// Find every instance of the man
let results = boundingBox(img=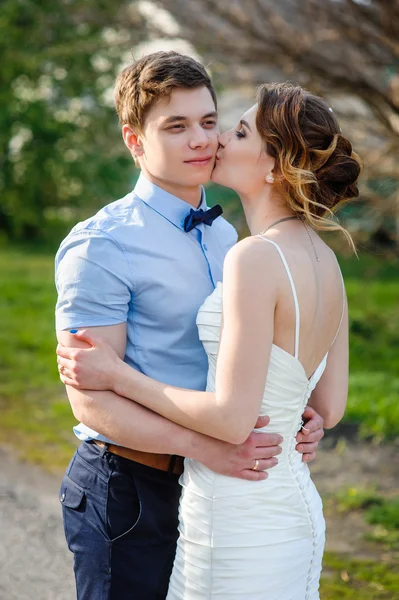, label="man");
[56,51,324,599]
